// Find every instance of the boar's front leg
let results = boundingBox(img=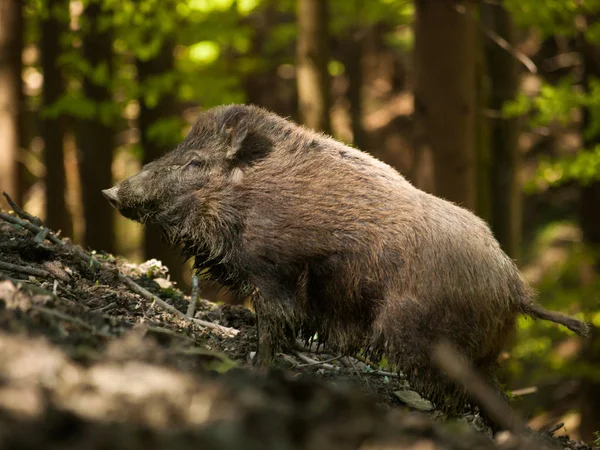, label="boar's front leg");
[251,285,298,367]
